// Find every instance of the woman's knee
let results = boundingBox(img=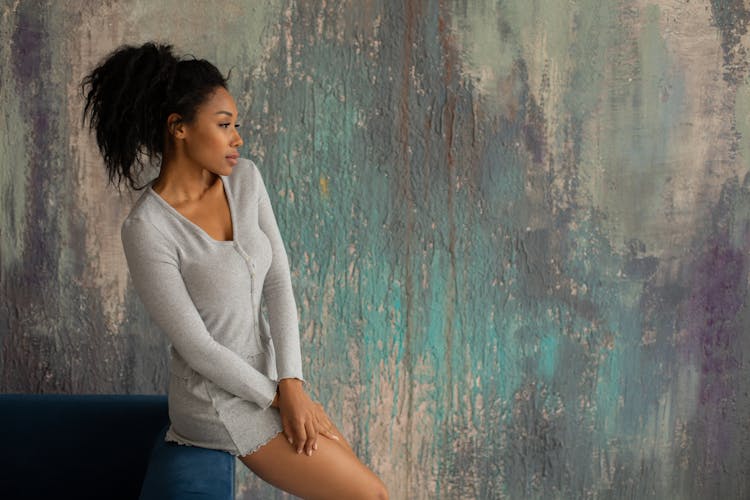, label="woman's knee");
[353,467,389,500]
[372,477,389,500]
